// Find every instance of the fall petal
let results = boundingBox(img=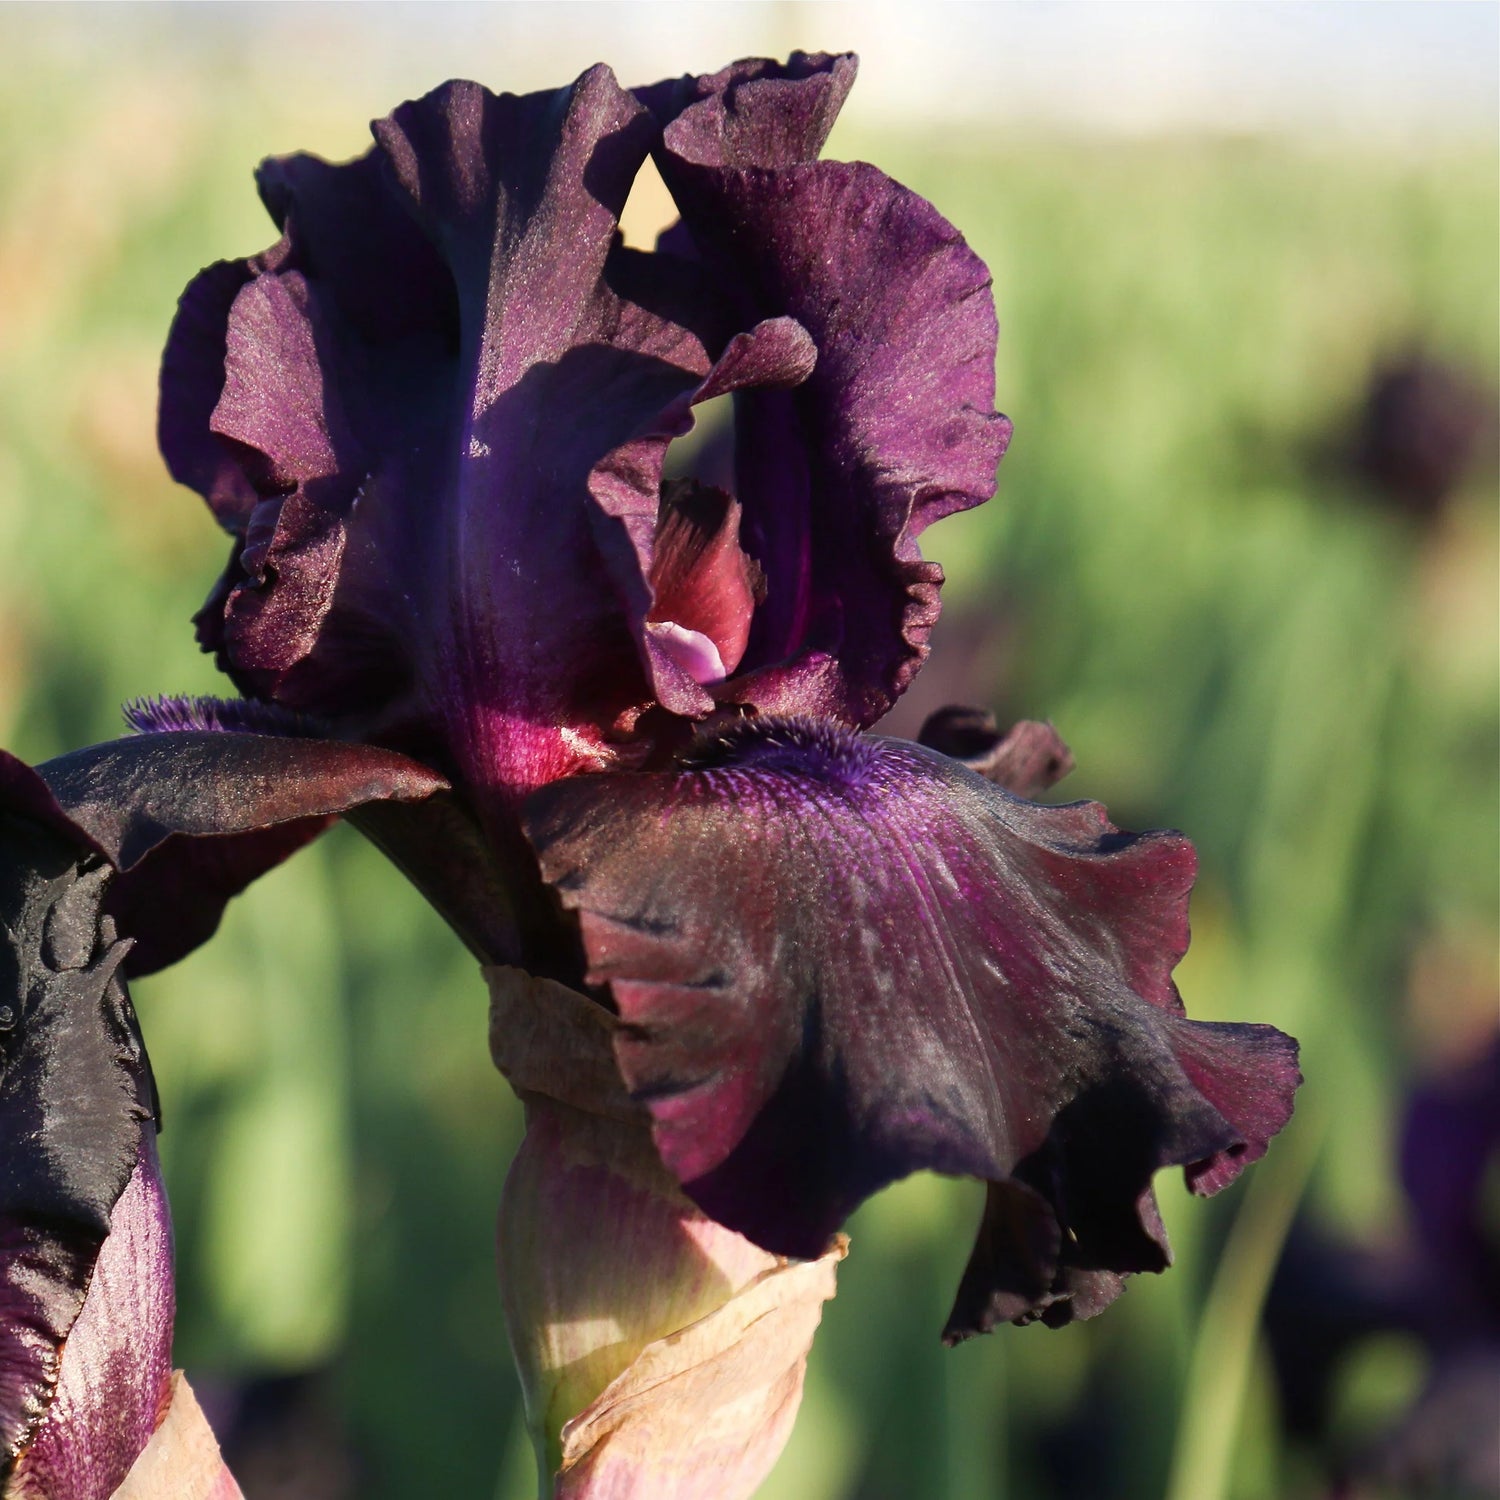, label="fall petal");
[523,720,1300,1328]
[27,731,445,976]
